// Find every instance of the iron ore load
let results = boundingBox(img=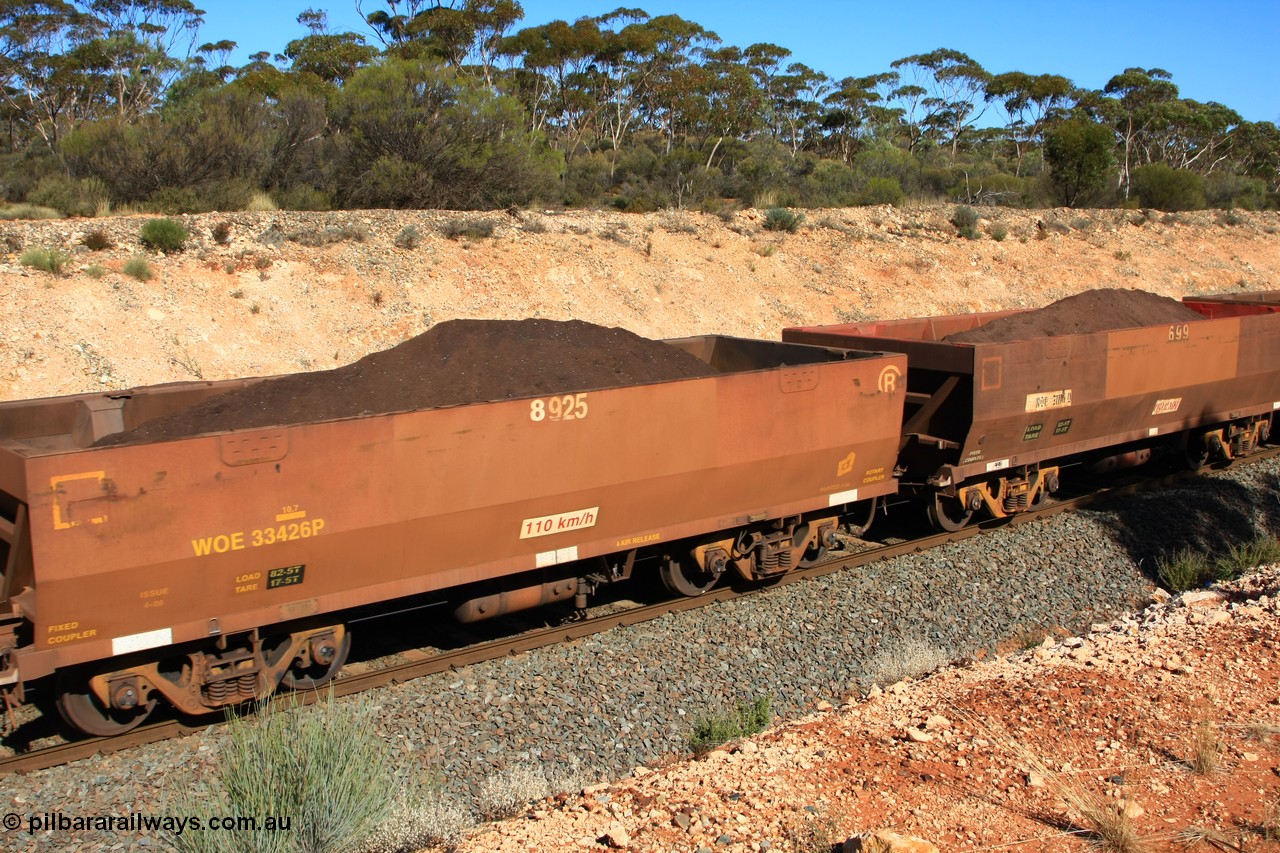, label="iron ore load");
[0,320,907,735]
[1,290,1278,737]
